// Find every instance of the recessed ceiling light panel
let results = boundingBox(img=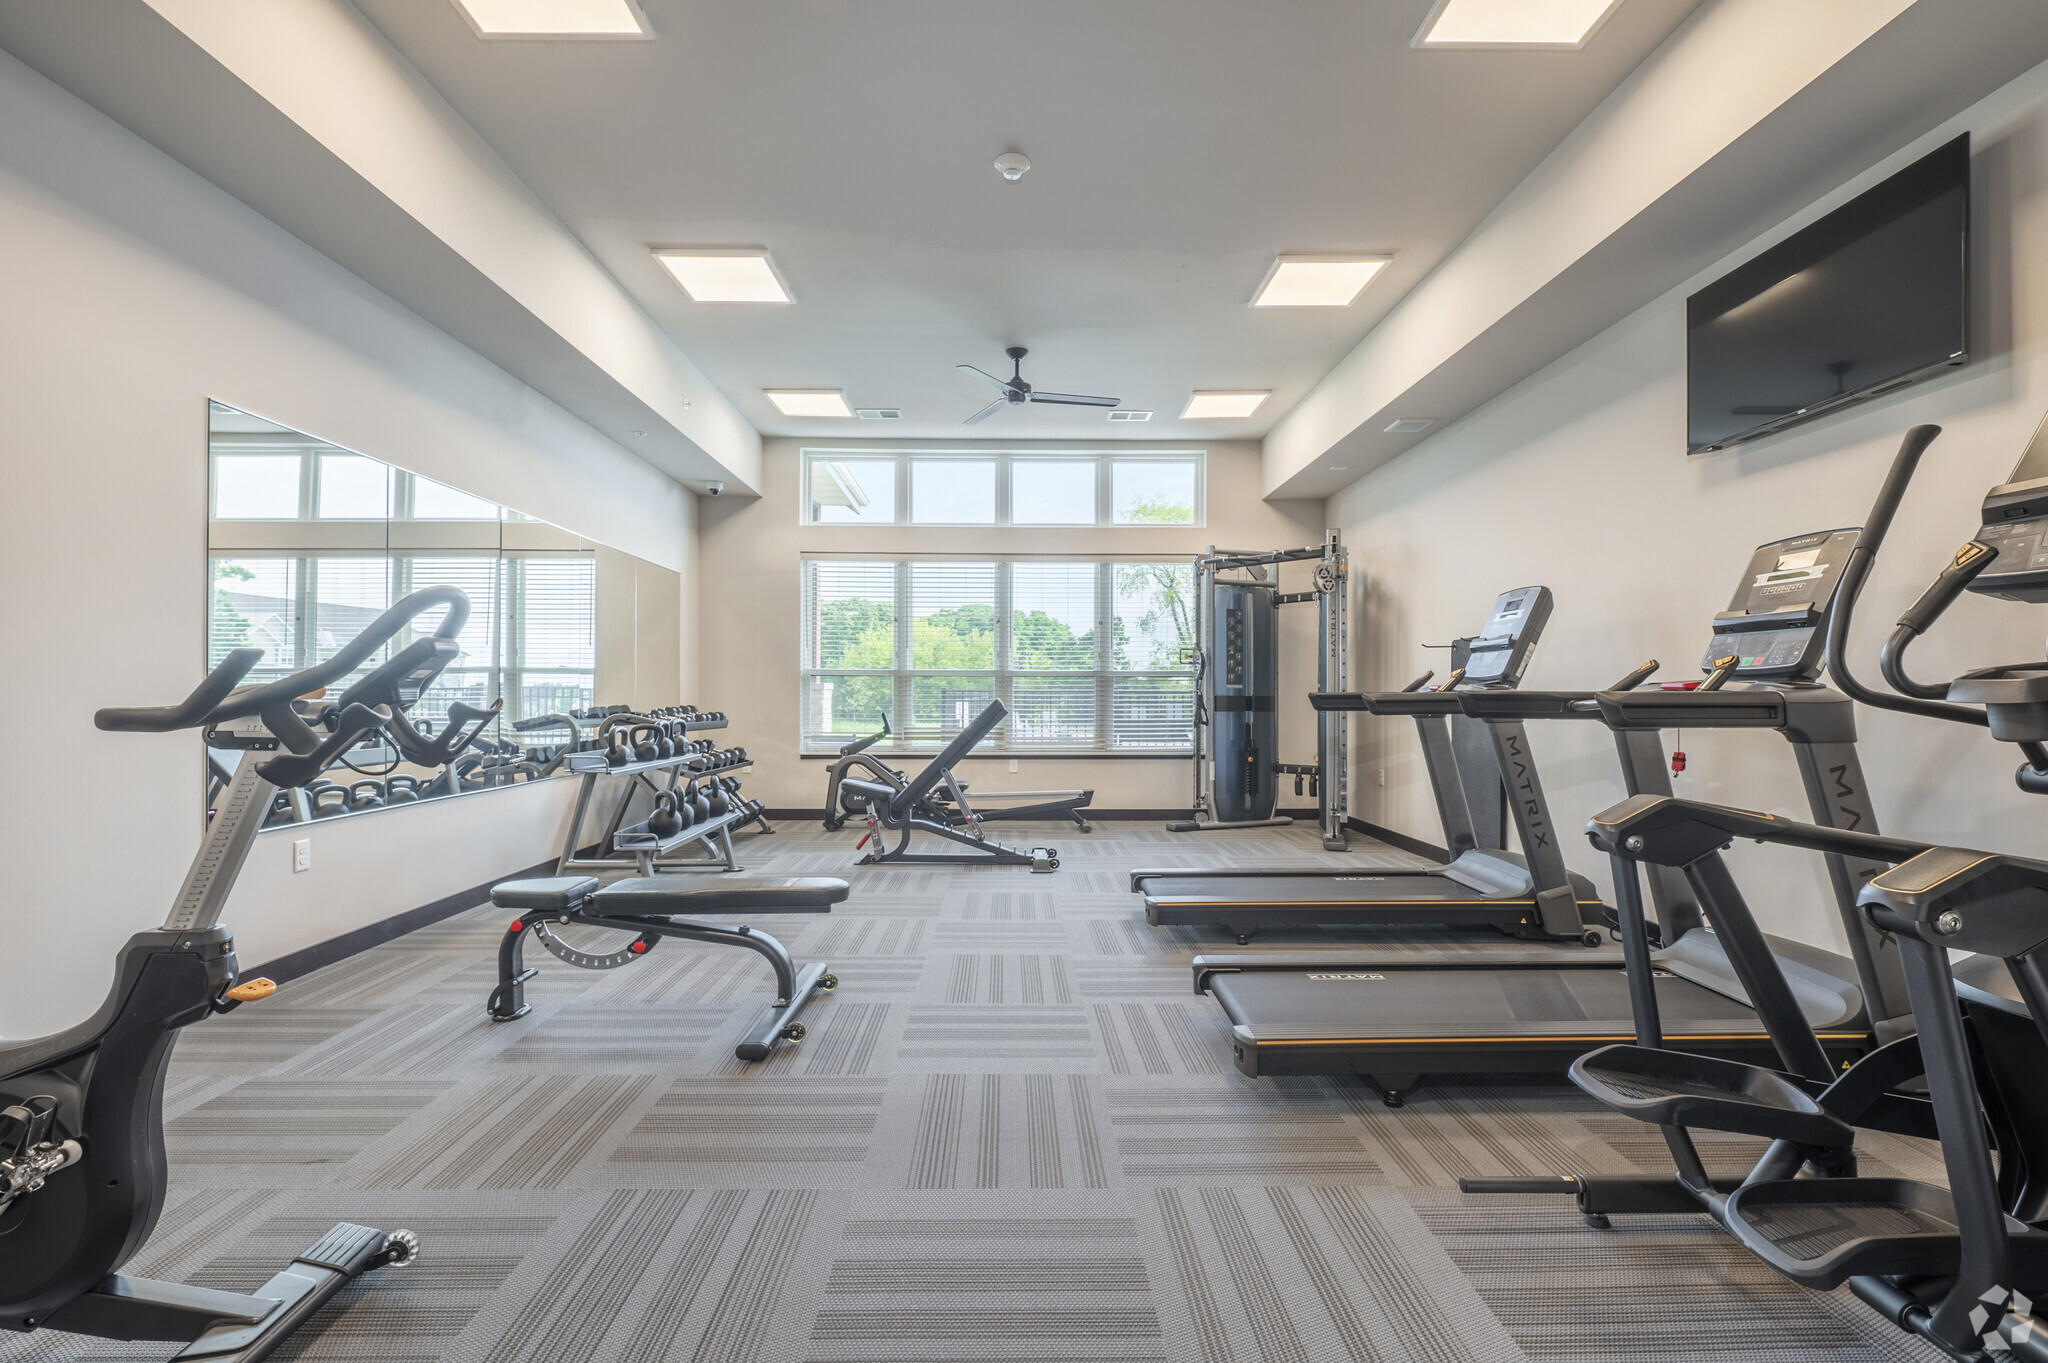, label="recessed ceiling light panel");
[1182,392,1270,420]
[1414,0,1624,49]
[653,250,792,303]
[1253,255,1391,307]
[452,0,652,38]
[764,390,853,418]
